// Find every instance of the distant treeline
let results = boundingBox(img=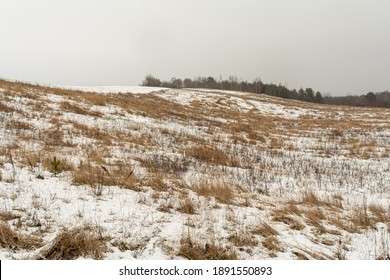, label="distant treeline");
[141,74,390,108]
[324,91,390,108]
[141,74,324,104]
